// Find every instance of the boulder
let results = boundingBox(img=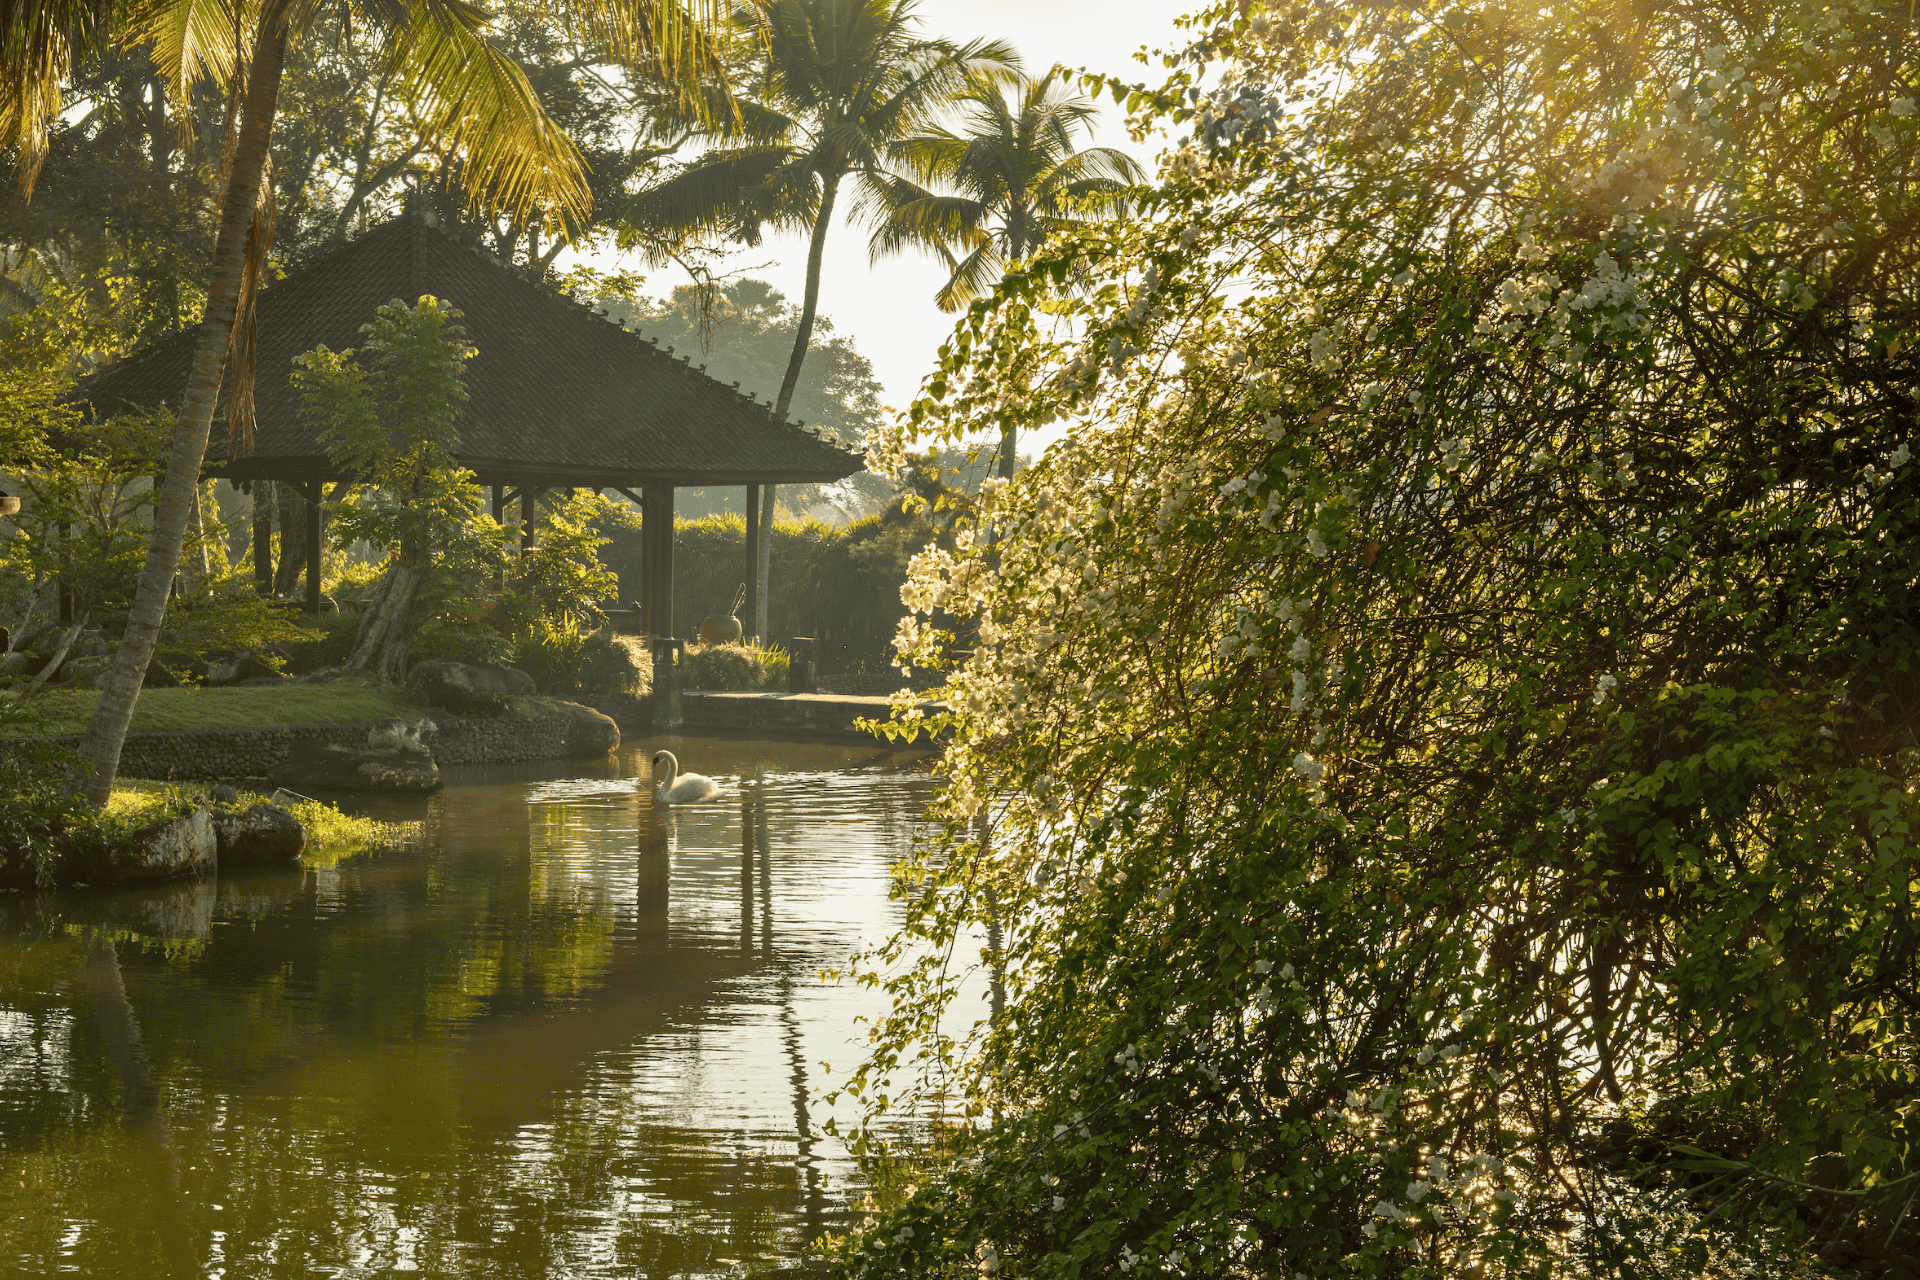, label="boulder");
[206,650,281,687]
[115,808,217,883]
[268,740,441,793]
[211,803,306,866]
[406,659,537,715]
[367,717,437,753]
[211,784,239,805]
[550,699,621,757]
